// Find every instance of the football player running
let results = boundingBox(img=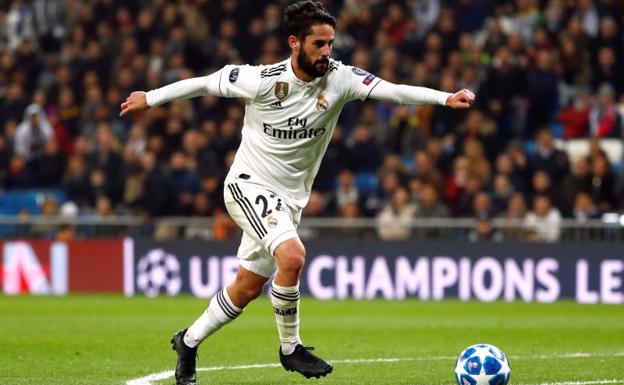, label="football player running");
[120,1,474,384]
